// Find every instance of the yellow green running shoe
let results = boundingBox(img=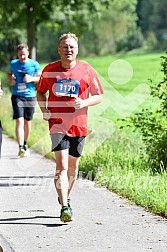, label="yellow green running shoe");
[60,206,72,223]
[18,146,25,157]
[58,197,73,216]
